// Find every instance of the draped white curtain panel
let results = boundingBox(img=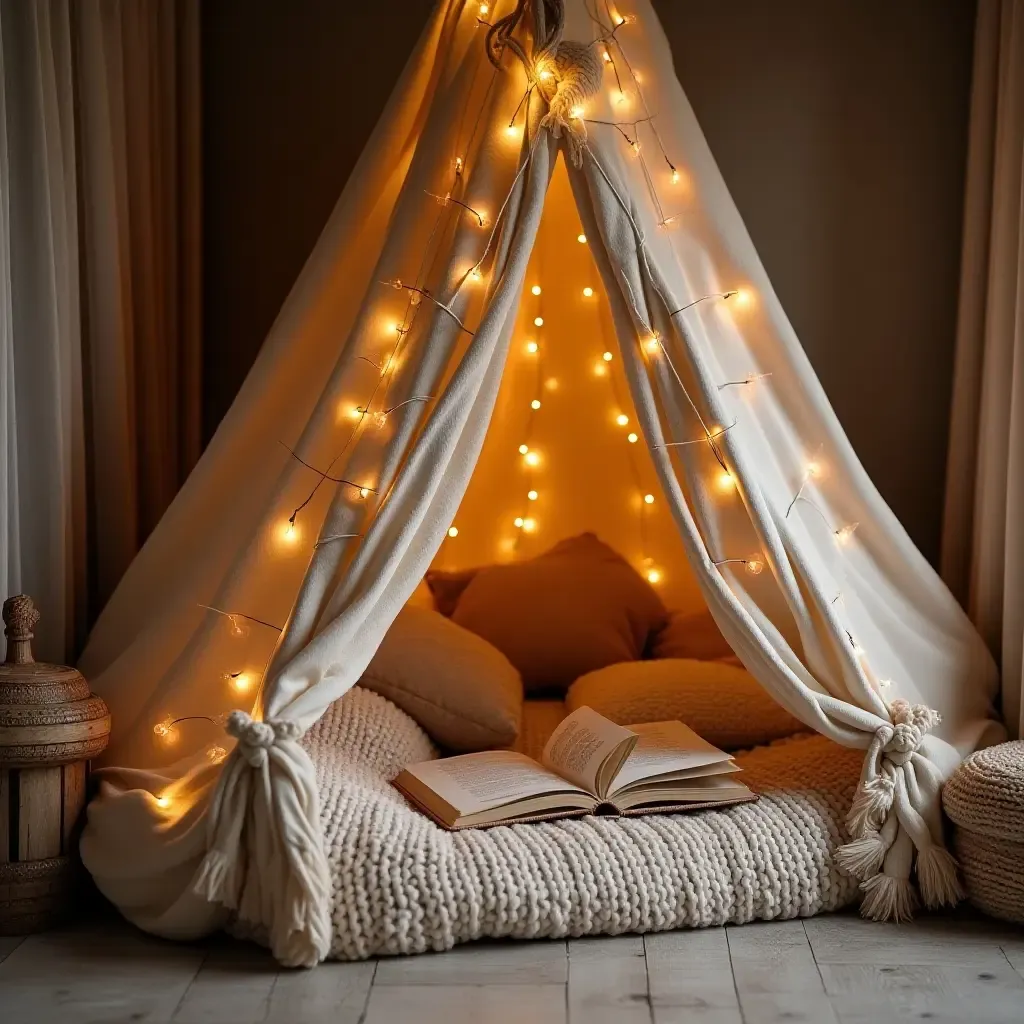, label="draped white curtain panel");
[79,0,1002,967]
[942,0,1024,740]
